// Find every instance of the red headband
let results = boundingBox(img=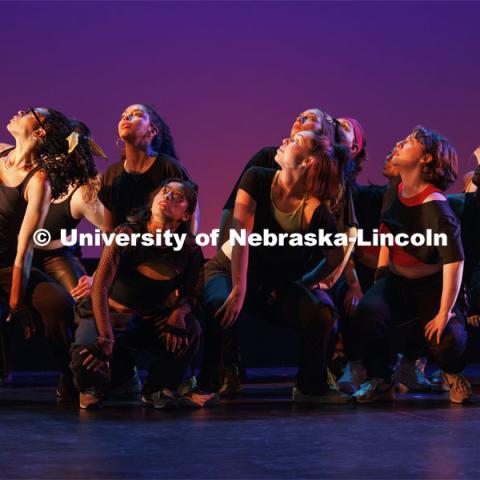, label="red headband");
[344,117,364,157]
